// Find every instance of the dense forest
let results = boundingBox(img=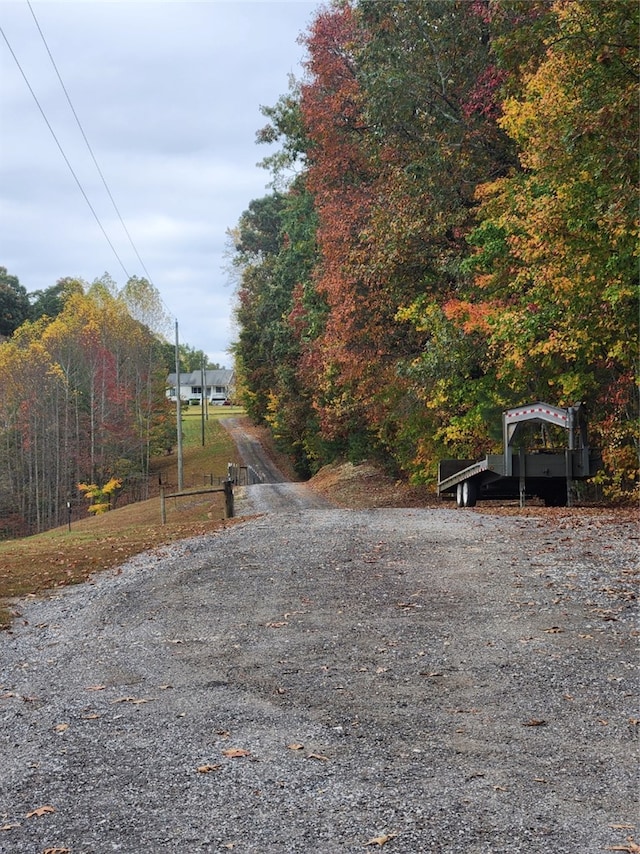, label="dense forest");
[0,271,177,536]
[231,0,638,500]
